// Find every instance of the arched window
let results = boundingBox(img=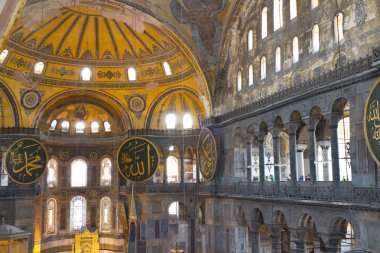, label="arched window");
[163,61,172,76]
[75,122,85,134]
[338,117,351,181]
[104,121,111,132]
[70,196,86,231]
[166,113,176,129]
[100,158,112,186]
[166,156,179,183]
[292,37,299,63]
[61,120,70,132]
[71,159,87,187]
[334,12,344,42]
[47,199,57,235]
[0,49,9,64]
[100,197,111,232]
[248,30,253,51]
[312,24,320,53]
[34,62,45,75]
[290,0,297,19]
[273,0,283,31]
[237,71,242,91]
[311,0,318,9]
[47,159,58,188]
[168,202,179,217]
[127,67,137,81]
[81,67,91,81]
[261,7,268,39]
[248,65,253,86]
[50,120,58,131]
[91,122,99,133]
[275,47,281,72]
[260,57,266,80]
[183,113,193,129]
